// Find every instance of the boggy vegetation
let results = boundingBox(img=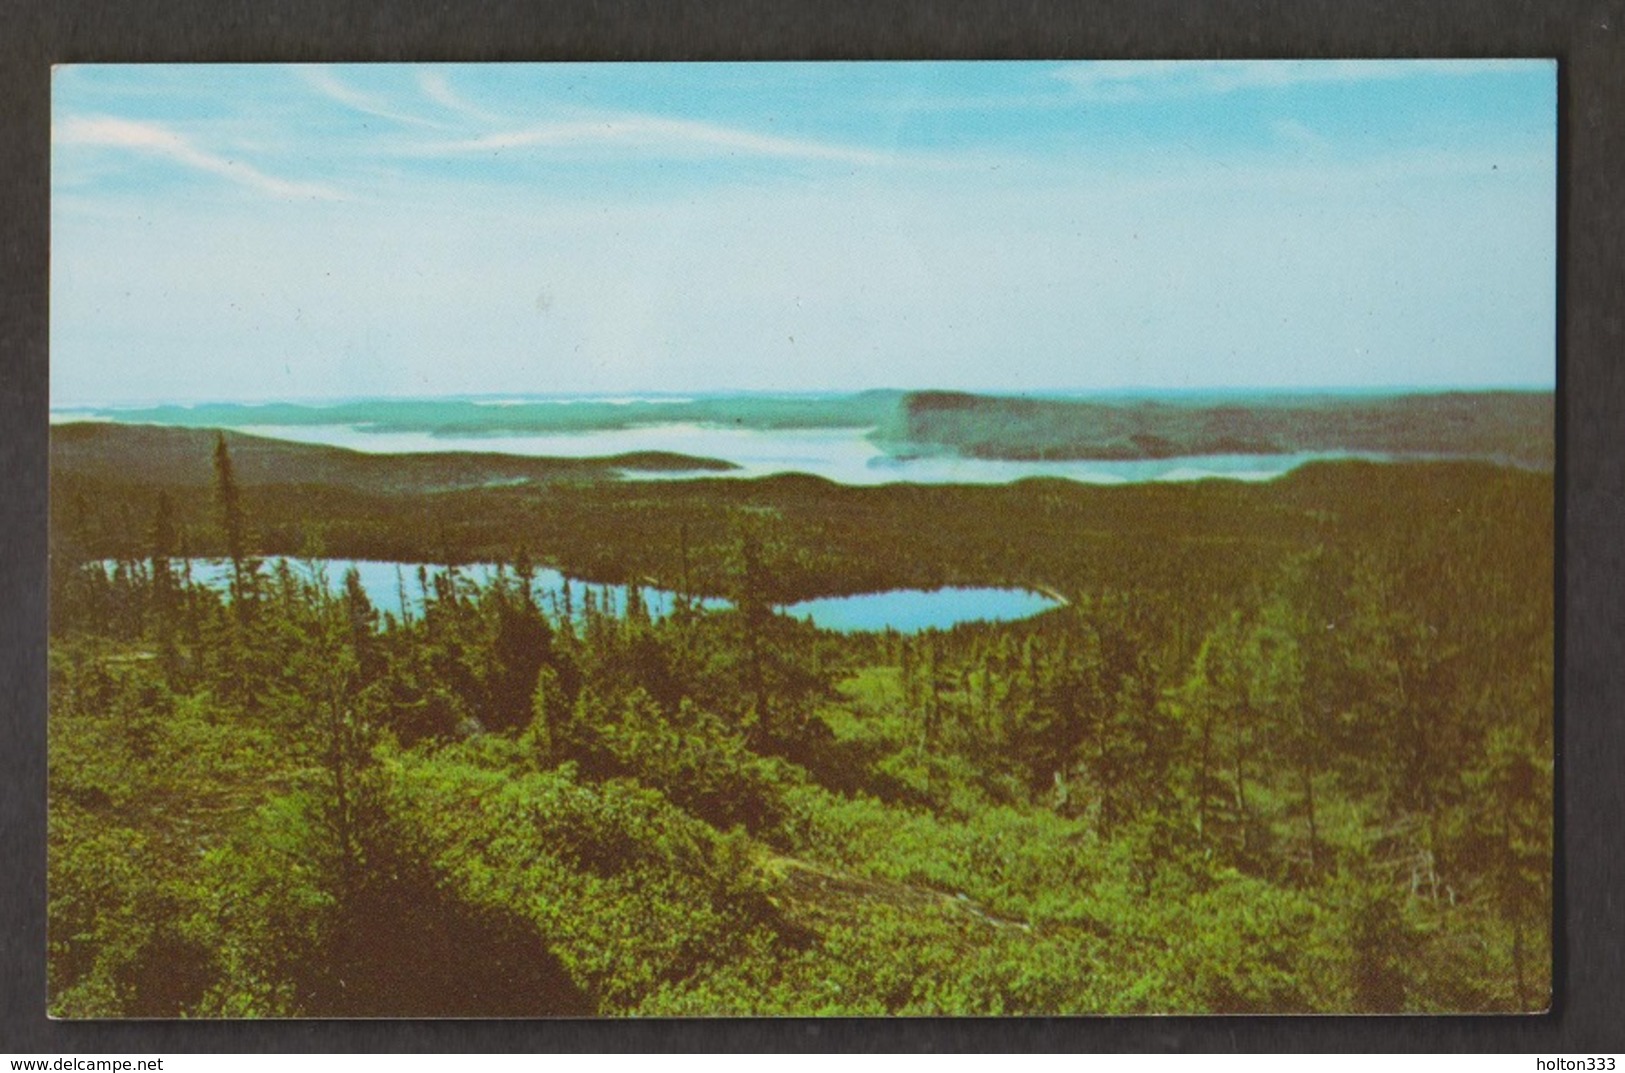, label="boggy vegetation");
[47,434,1552,1016]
